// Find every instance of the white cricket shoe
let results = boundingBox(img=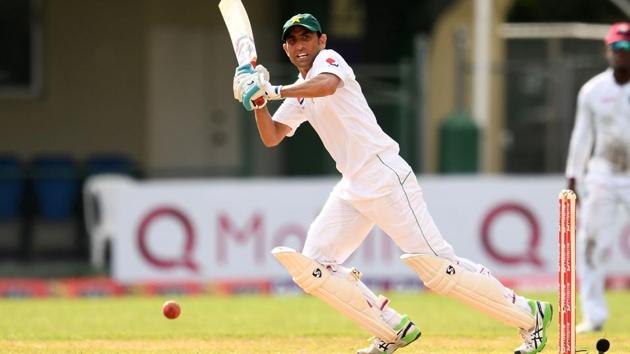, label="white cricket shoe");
[513,300,553,354]
[576,320,603,334]
[356,314,421,354]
